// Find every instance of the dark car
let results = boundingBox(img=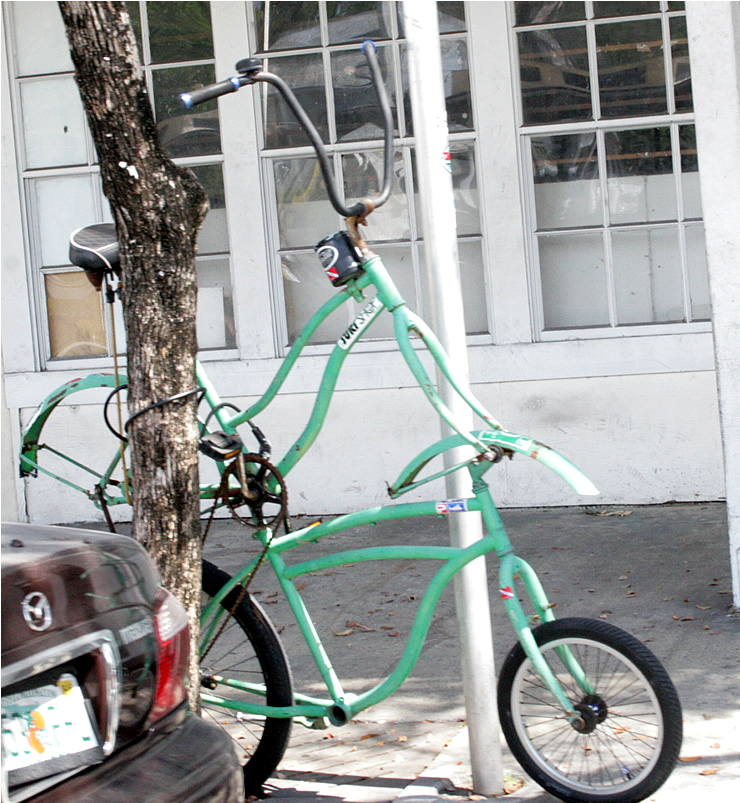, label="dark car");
[1,523,244,803]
